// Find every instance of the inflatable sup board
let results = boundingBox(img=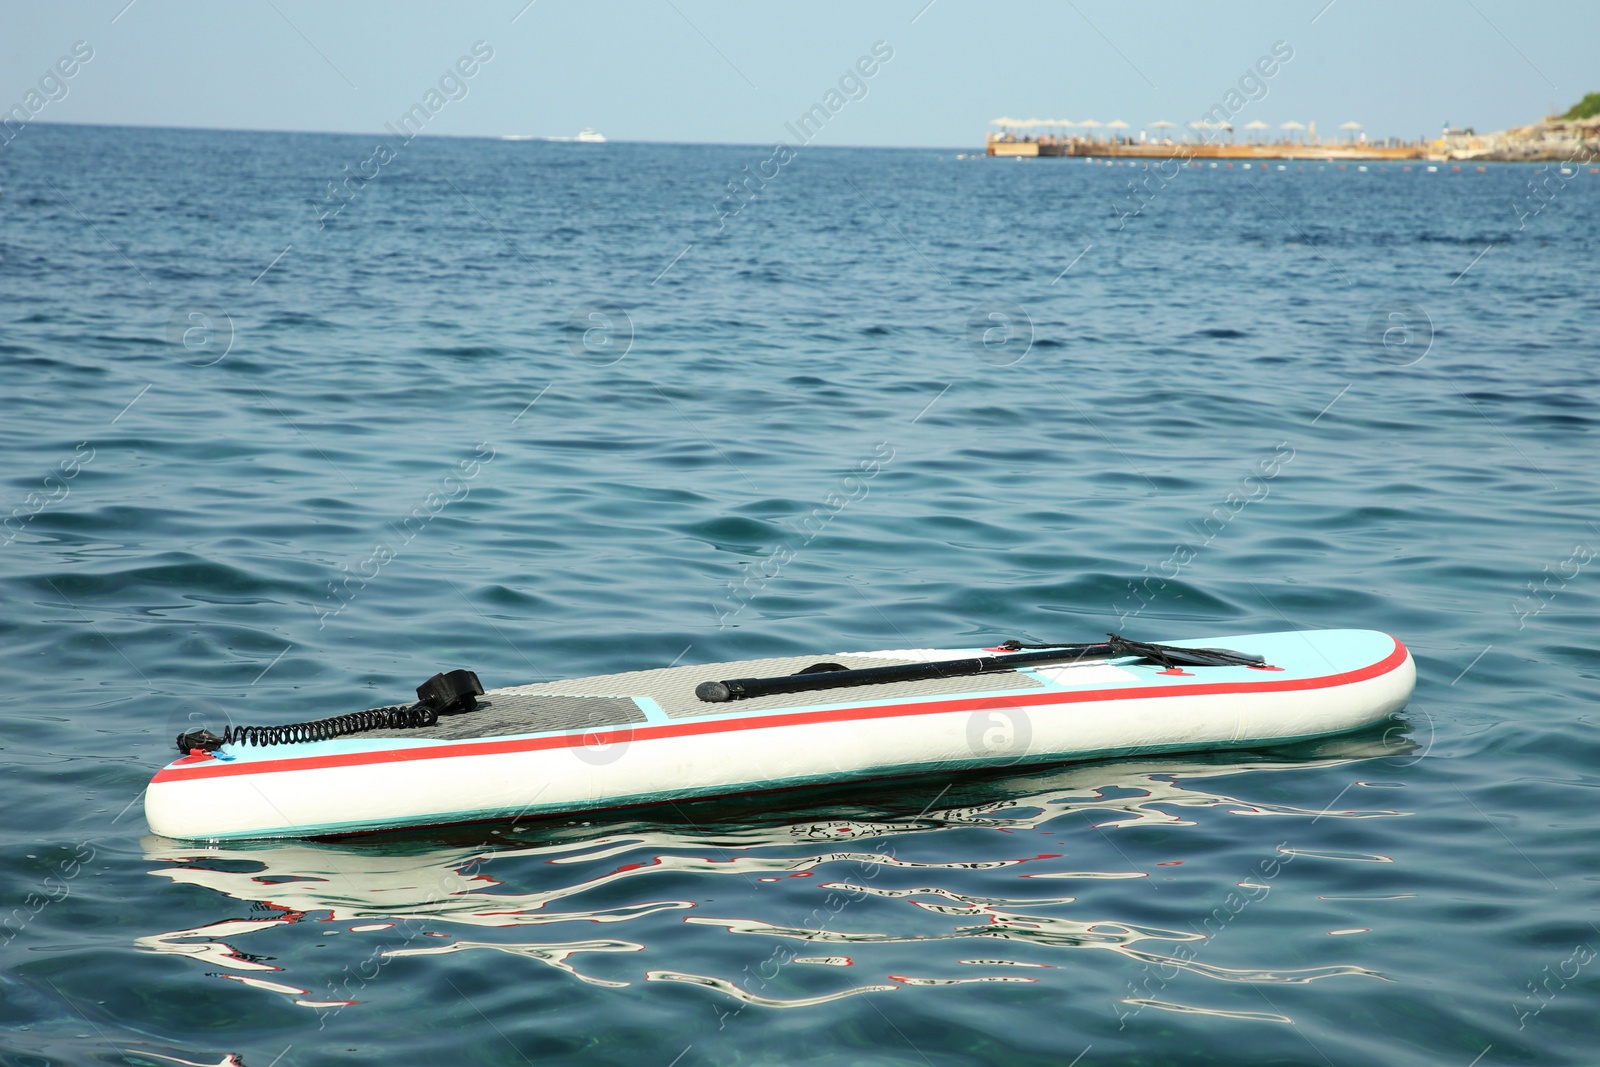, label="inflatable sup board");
[145,629,1414,841]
